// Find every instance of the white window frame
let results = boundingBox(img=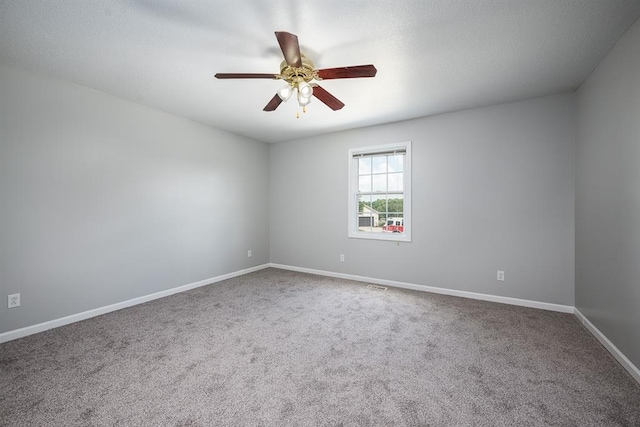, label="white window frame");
[348,141,412,242]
